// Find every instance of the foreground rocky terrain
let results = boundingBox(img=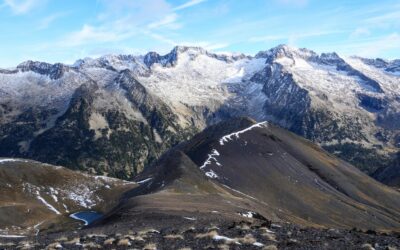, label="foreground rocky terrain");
[1,217,400,249]
[0,45,399,183]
